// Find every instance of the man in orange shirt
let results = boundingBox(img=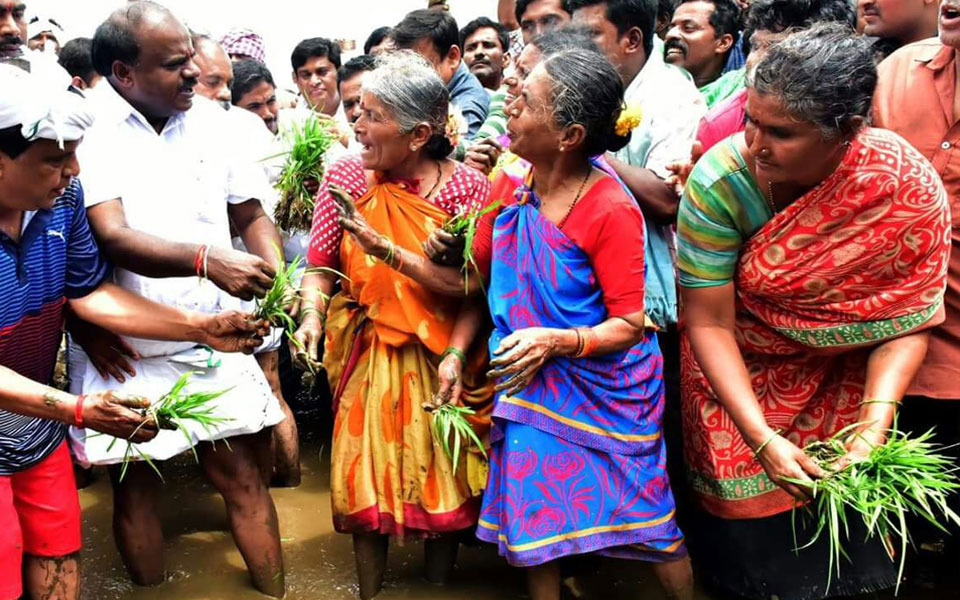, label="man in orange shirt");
[873,0,960,586]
